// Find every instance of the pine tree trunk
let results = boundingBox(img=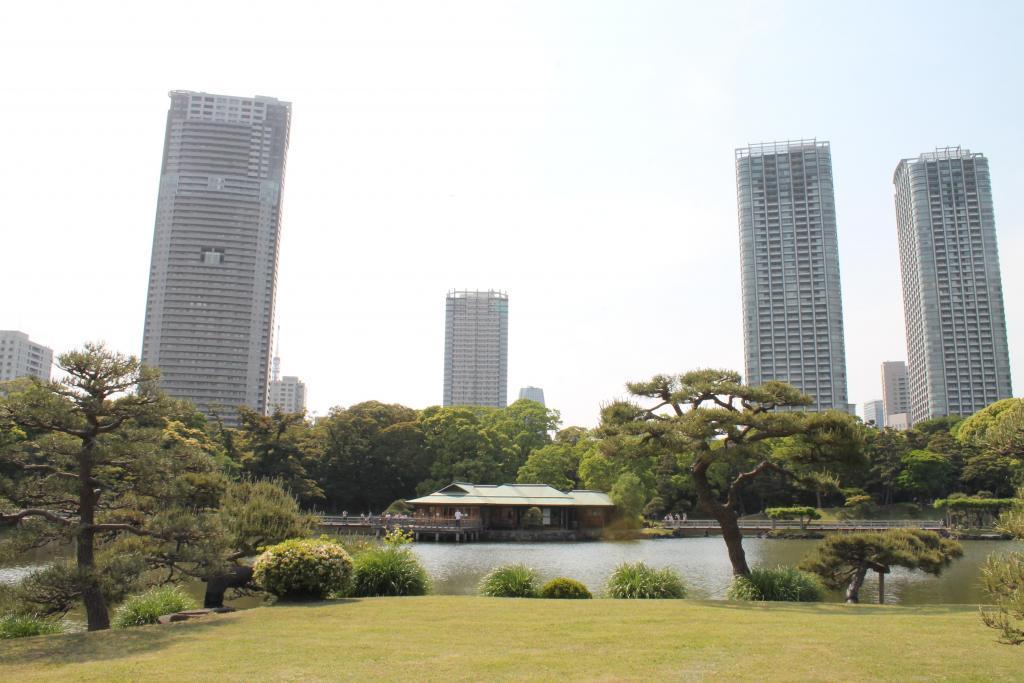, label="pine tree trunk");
[845,564,868,604]
[877,570,885,604]
[692,465,749,575]
[78,436,110,631]
[204,566,254,608]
